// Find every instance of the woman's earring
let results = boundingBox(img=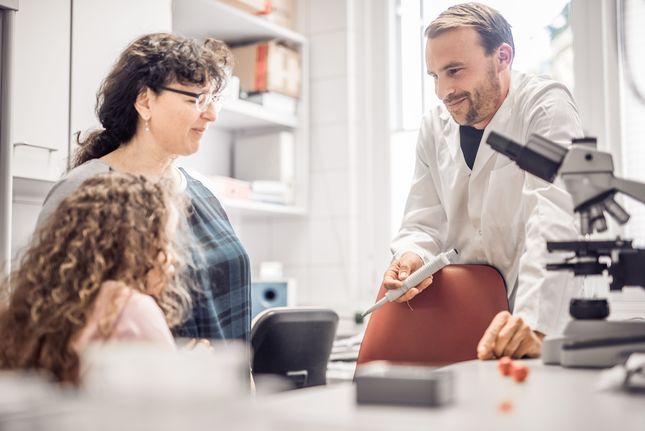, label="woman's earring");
[145,119,150,132]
